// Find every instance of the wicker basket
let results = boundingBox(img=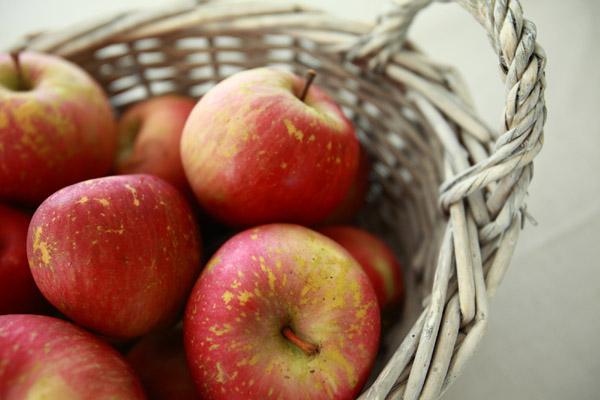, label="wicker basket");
[13,0,546,398]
